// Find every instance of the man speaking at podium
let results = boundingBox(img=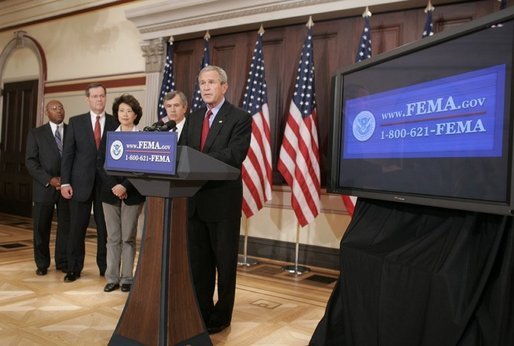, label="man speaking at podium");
[179,65,251,334]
